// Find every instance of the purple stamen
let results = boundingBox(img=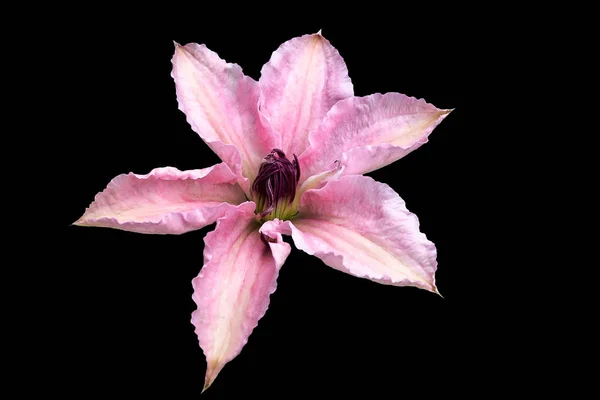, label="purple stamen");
[252,149,300,218]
